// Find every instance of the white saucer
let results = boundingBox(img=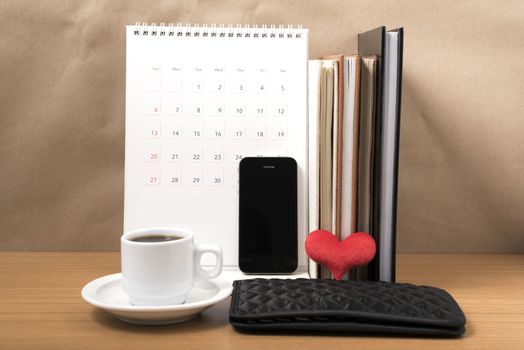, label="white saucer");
[81,273,232,325]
